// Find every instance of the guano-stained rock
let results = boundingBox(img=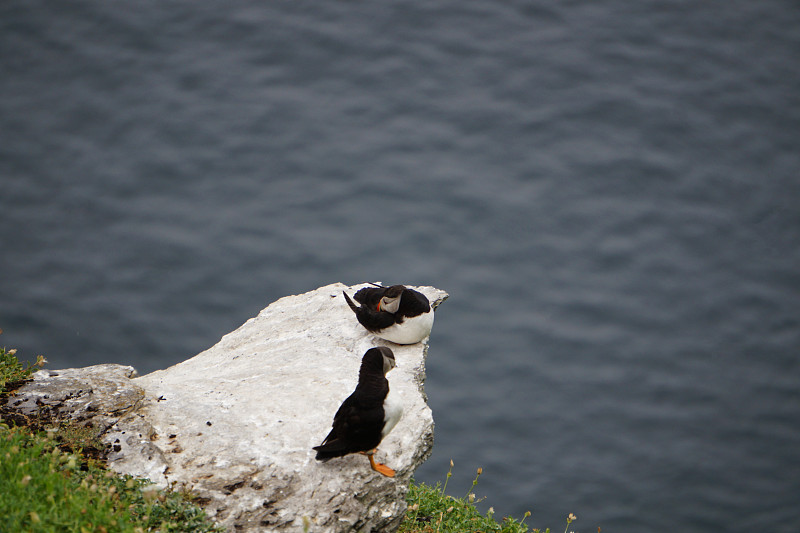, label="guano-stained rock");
[3,364,144,431]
